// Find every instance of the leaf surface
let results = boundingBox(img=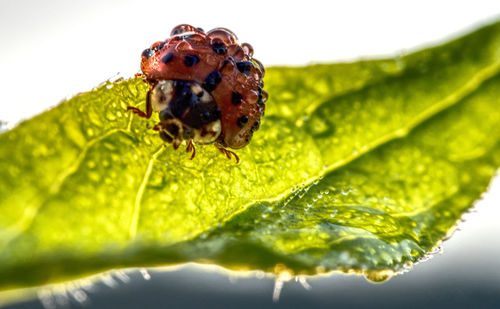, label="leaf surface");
[1,21,500,289]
